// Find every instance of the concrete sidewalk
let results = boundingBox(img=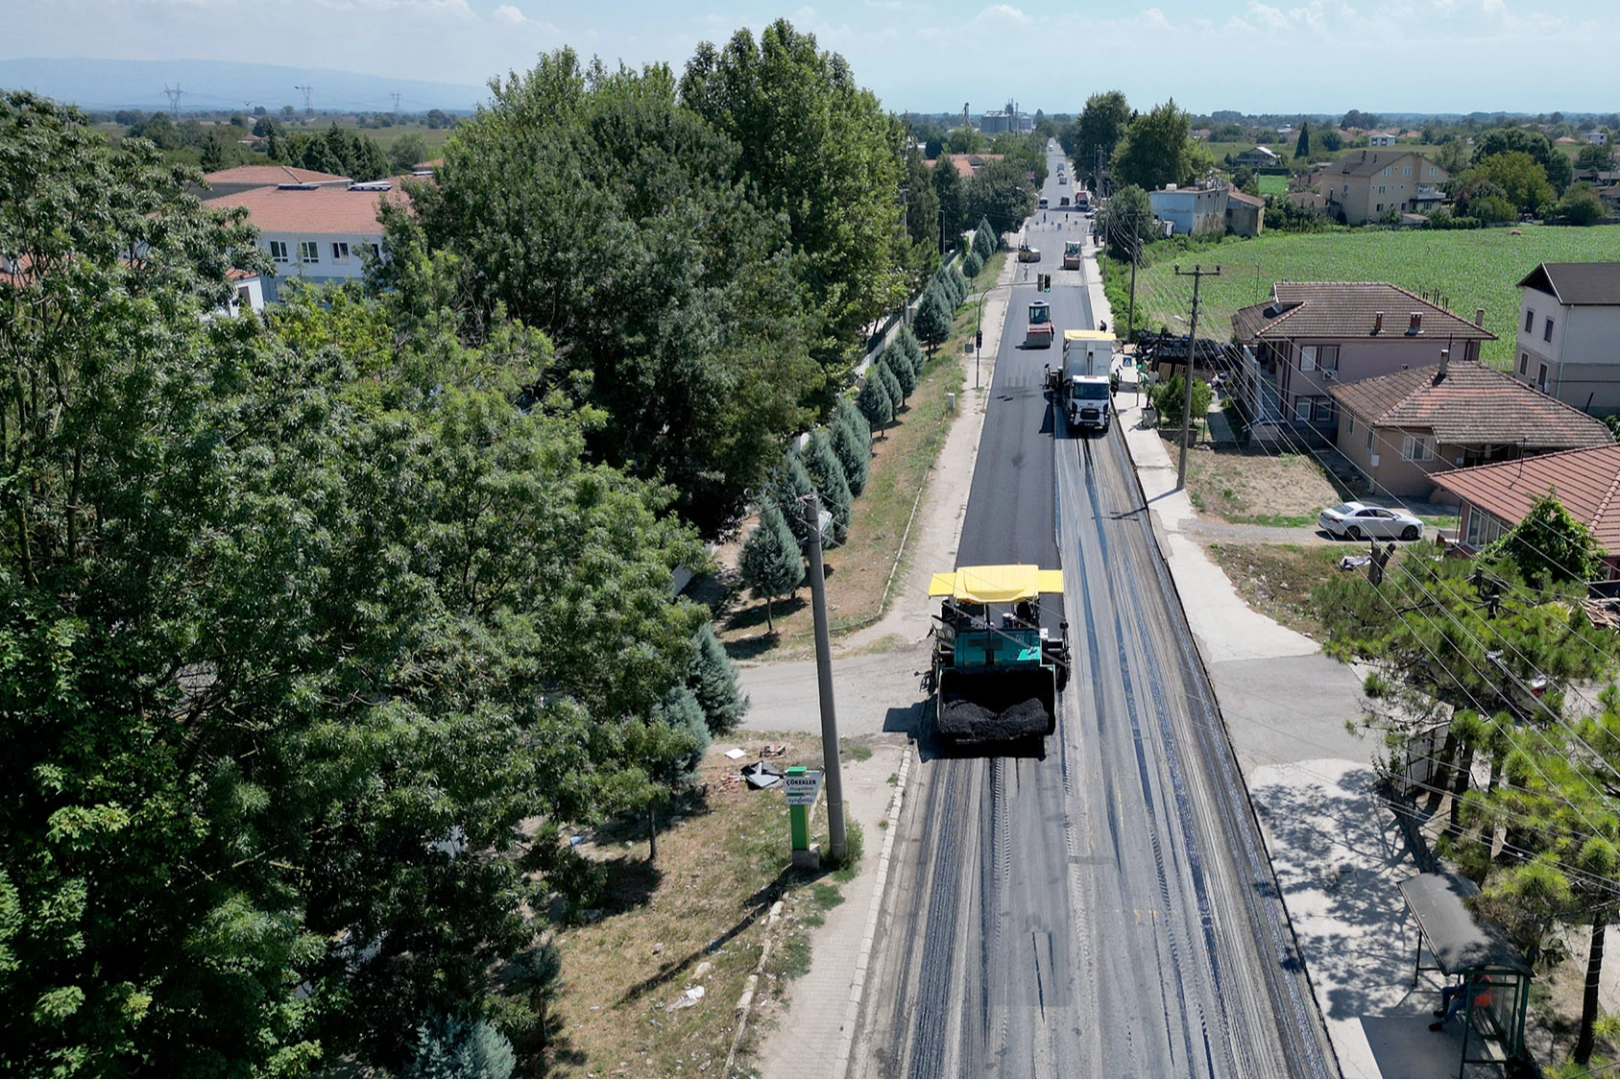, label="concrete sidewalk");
[1082,241,1502,1078]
